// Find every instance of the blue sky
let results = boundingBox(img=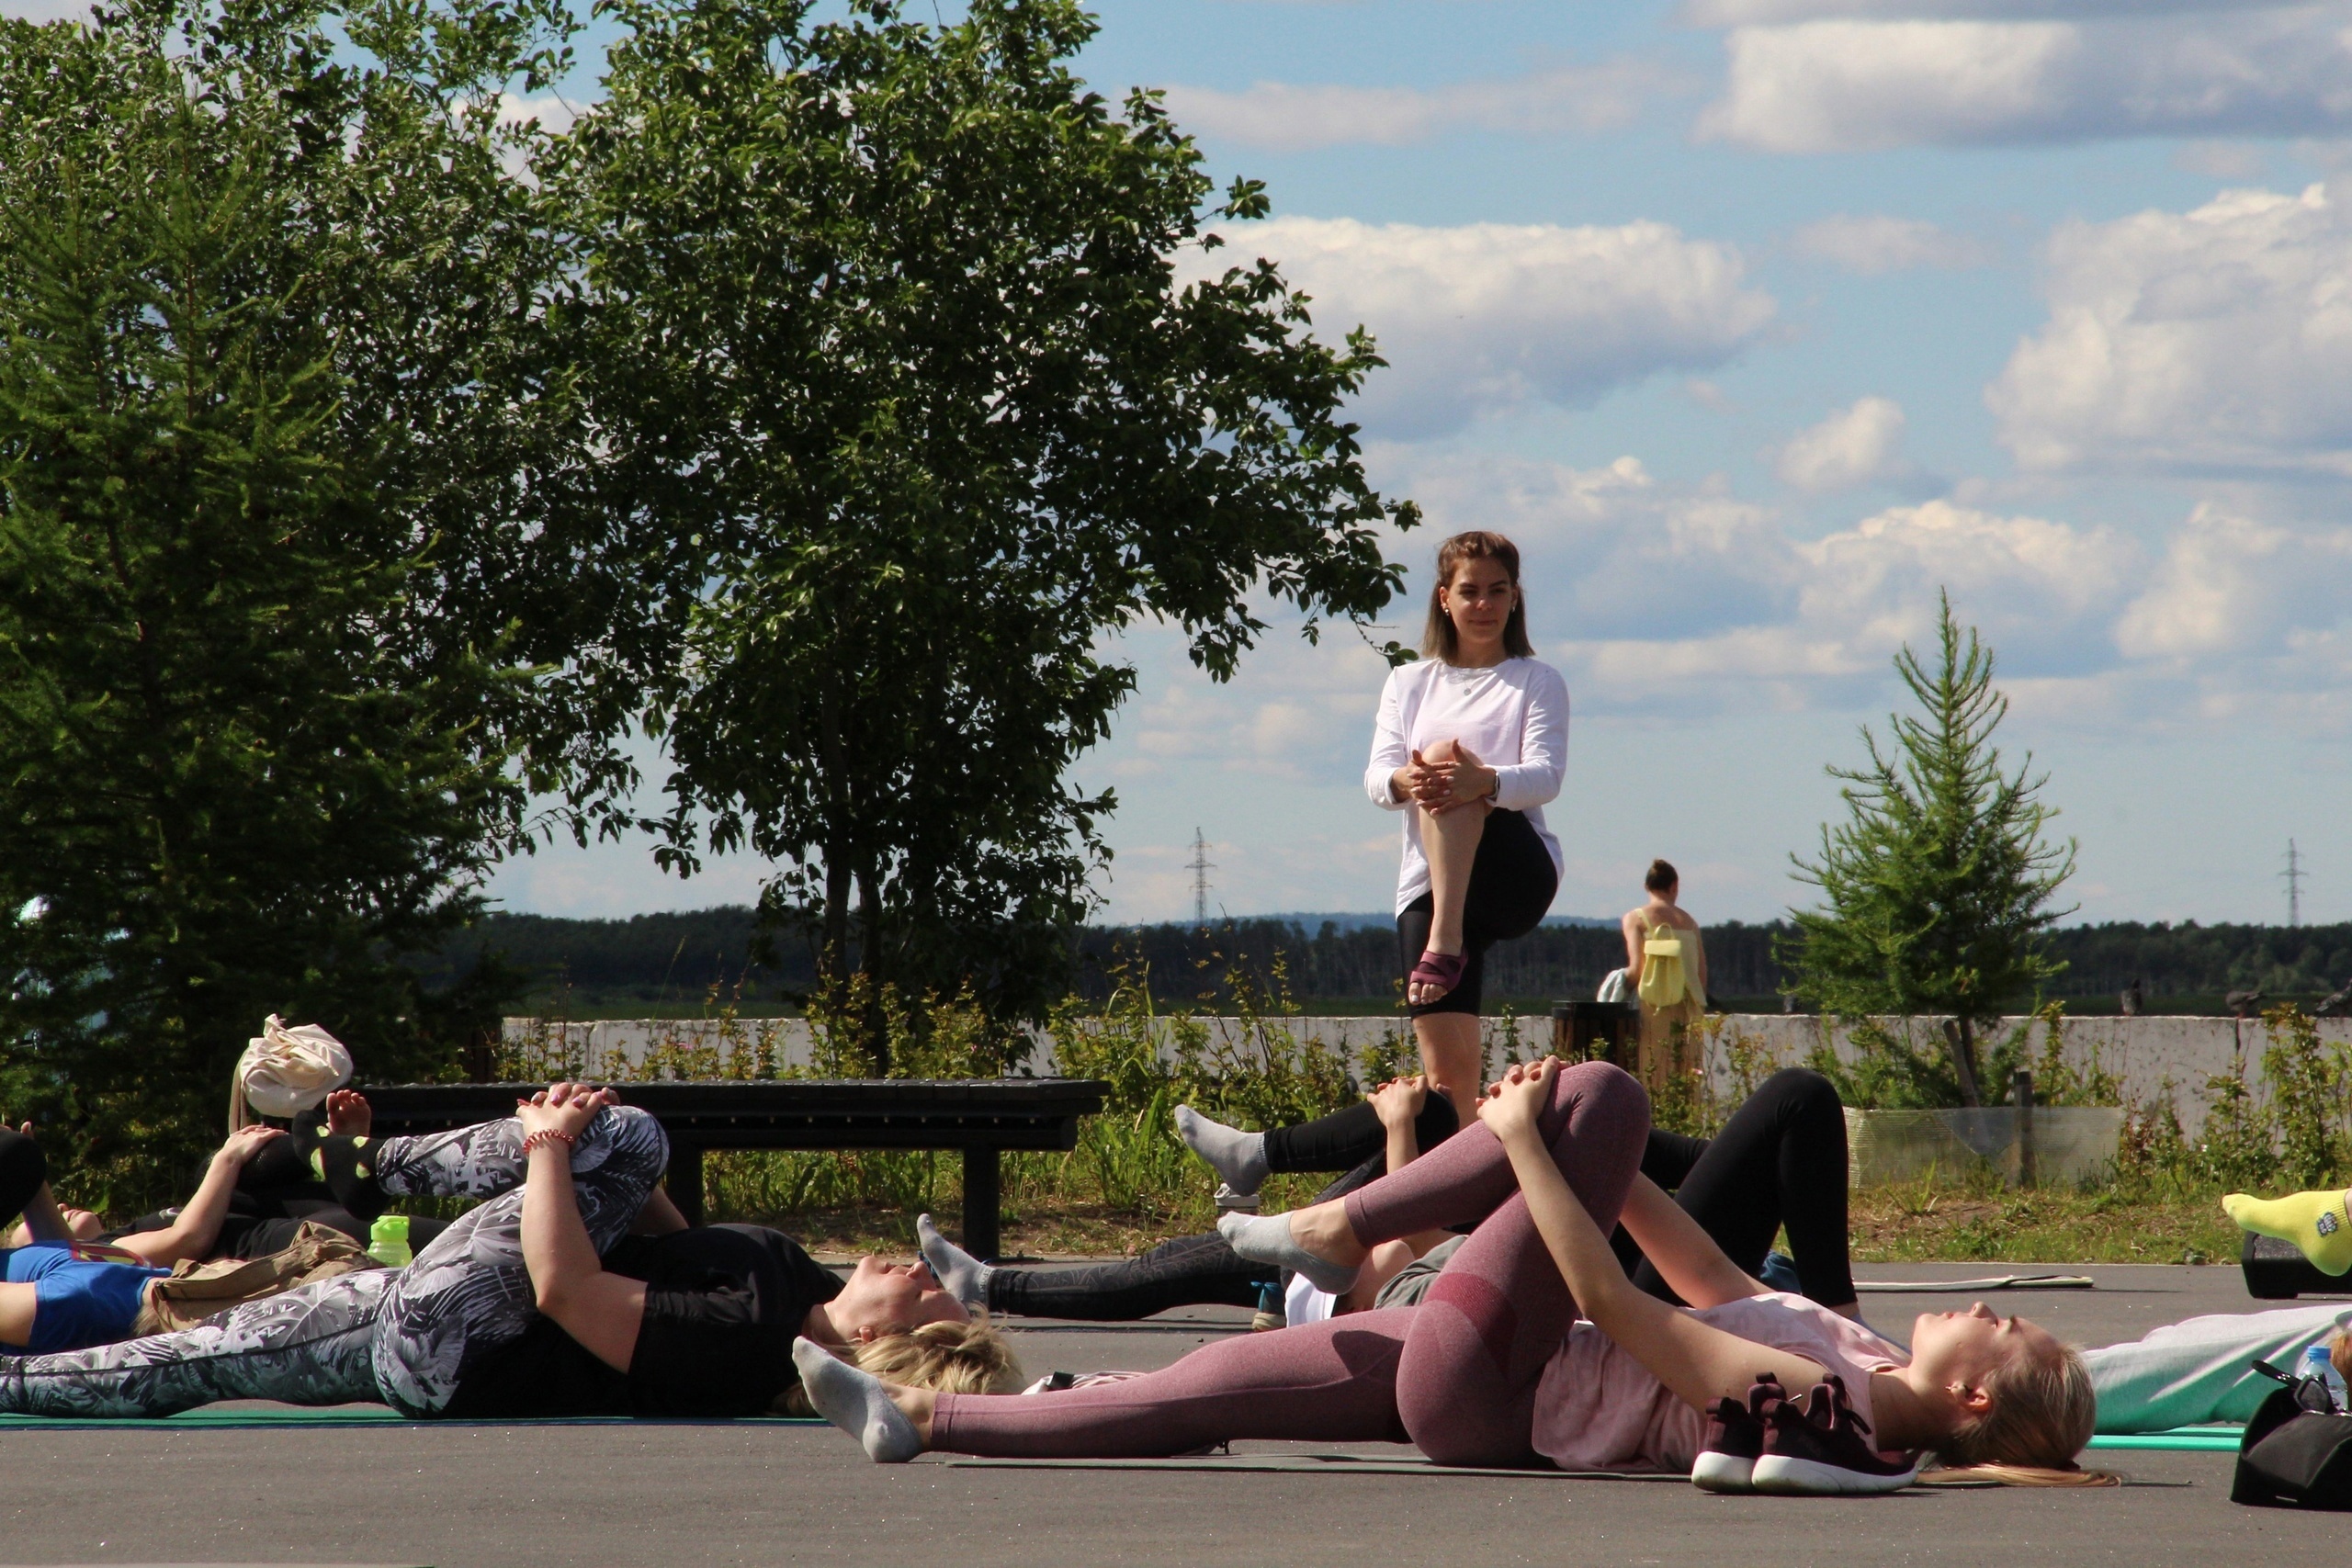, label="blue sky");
[497,0,2352,929]
[43,0,2336,928]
